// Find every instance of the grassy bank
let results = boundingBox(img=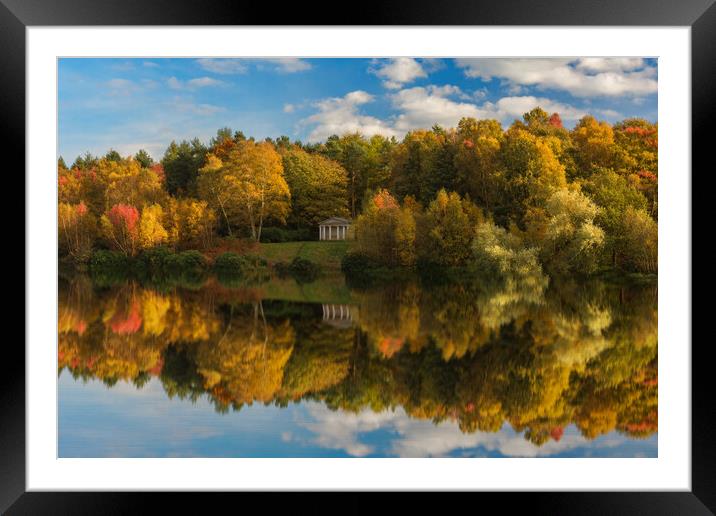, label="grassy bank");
[247,241,351,270]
